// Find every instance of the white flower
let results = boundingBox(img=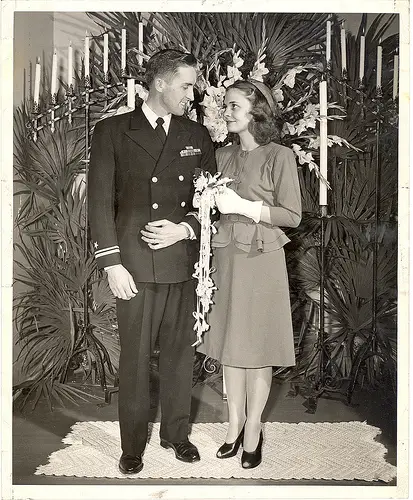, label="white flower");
[292,143,318,171]
[282,66,304,88]
[203,115,228,143]
[296,116,317,136]
[134,83,148,101]
[224,65,243,87]
[273,89,284,102]
[249,61,269,82]
[232,49,244,68]
[308,136,320,149]
[187,108,198,122]
[282,122,296,135]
